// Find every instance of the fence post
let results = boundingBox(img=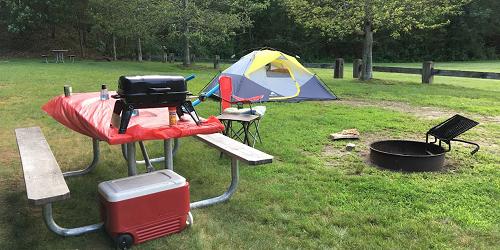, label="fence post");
[334,58,344,78]
[163,52,168,63]
[353,59,362,78]
[168,53,175,63]
[422,61,434,84]
[214,55,220,69]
